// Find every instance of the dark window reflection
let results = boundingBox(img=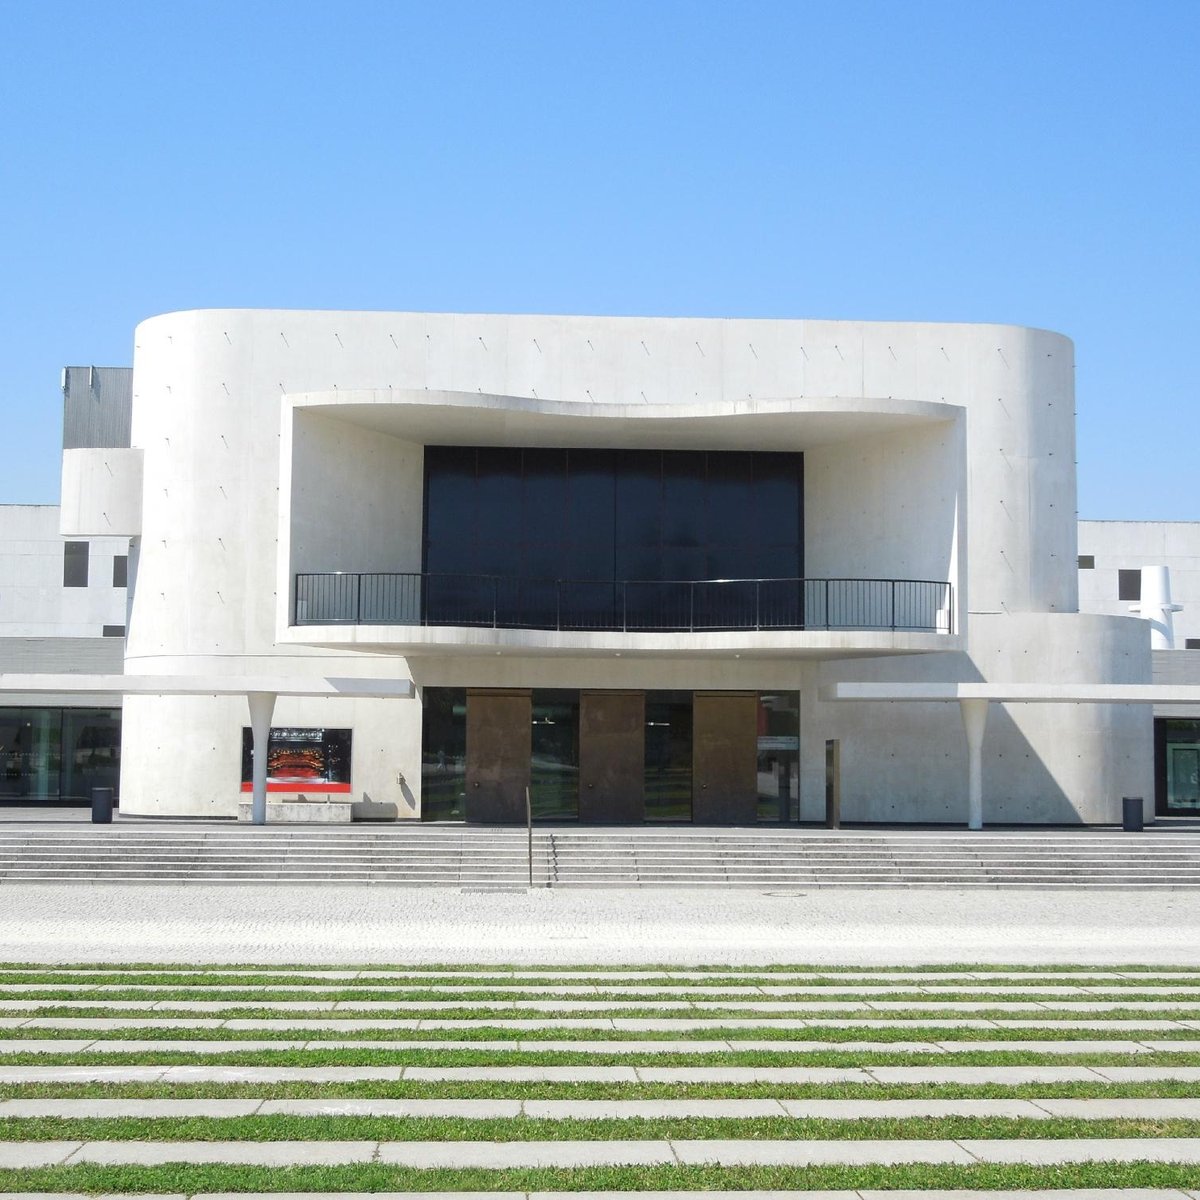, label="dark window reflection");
[644,691,693,822]
[423,447,804,629]
[421,688,467,820]
[531,690,579,820]
[0,708,120,803]
[757,692,800,822]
